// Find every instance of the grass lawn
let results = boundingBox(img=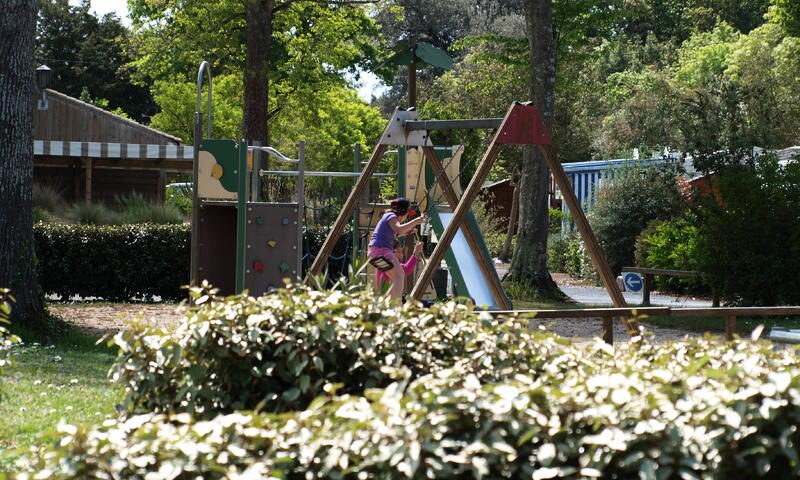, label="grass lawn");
[0,327,121,471]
